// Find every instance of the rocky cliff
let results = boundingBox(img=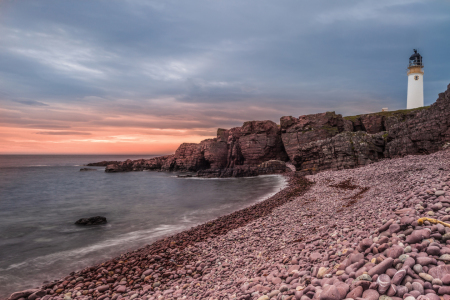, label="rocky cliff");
[102,83,450,177]
[106,120,289,177]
